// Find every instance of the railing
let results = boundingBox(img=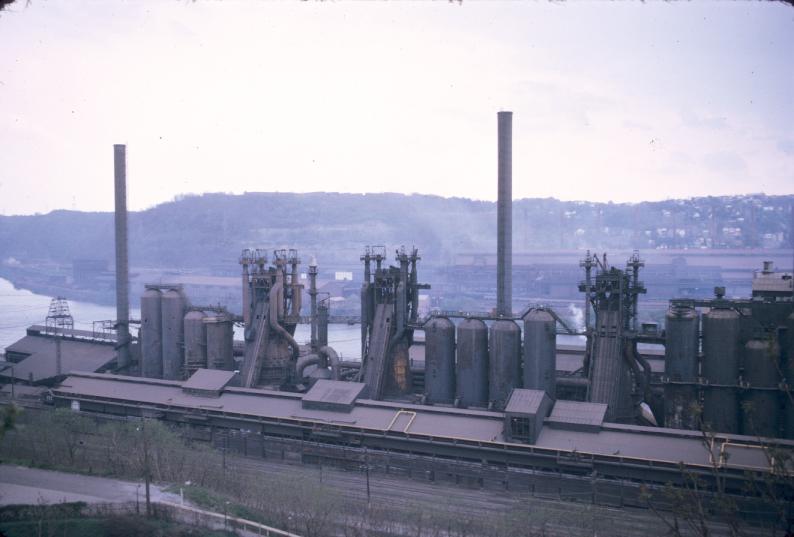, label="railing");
[157,500,303,537]
[0,500,302,537]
